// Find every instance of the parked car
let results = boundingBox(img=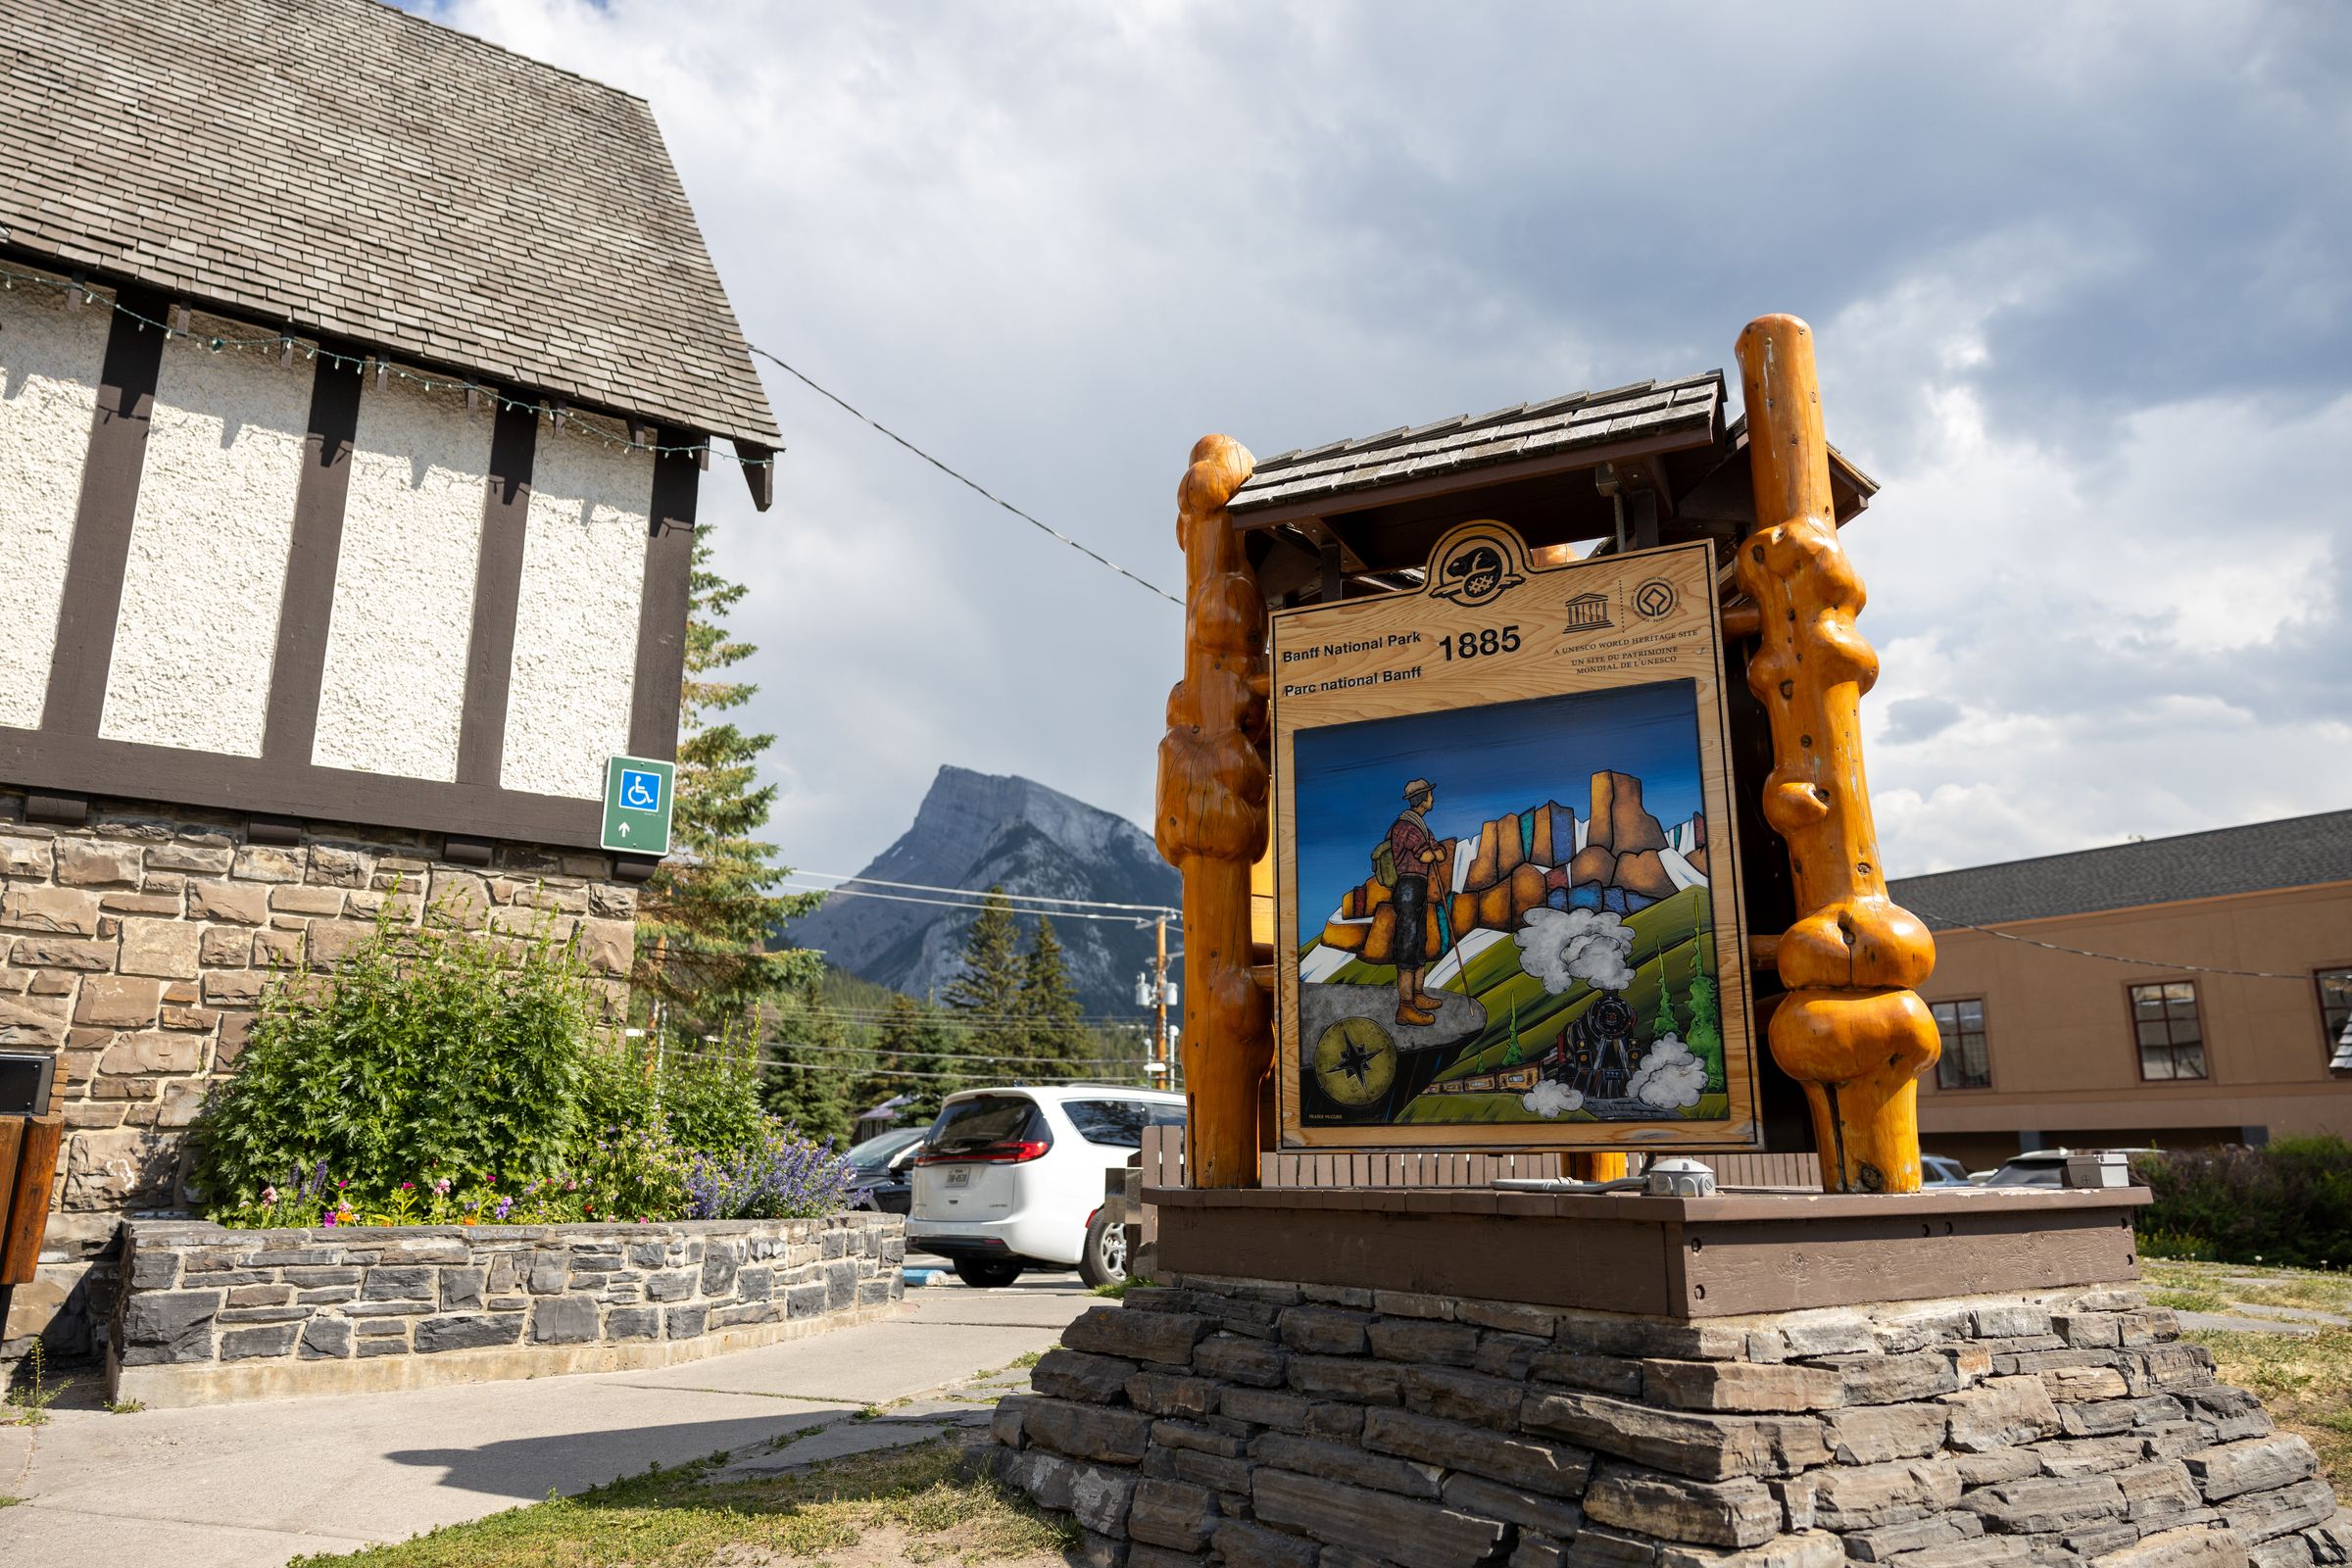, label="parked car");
[845,1126,927,1215]
[907,1084,1185,1288]
[1921,1154,1972,1188]
[1977,1148,2160,1188]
